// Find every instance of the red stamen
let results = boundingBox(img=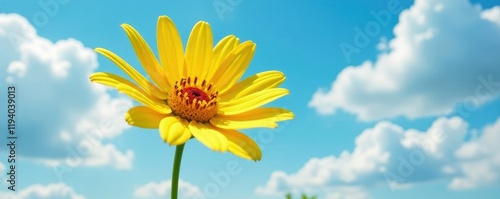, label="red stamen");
[182,87,210,104]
